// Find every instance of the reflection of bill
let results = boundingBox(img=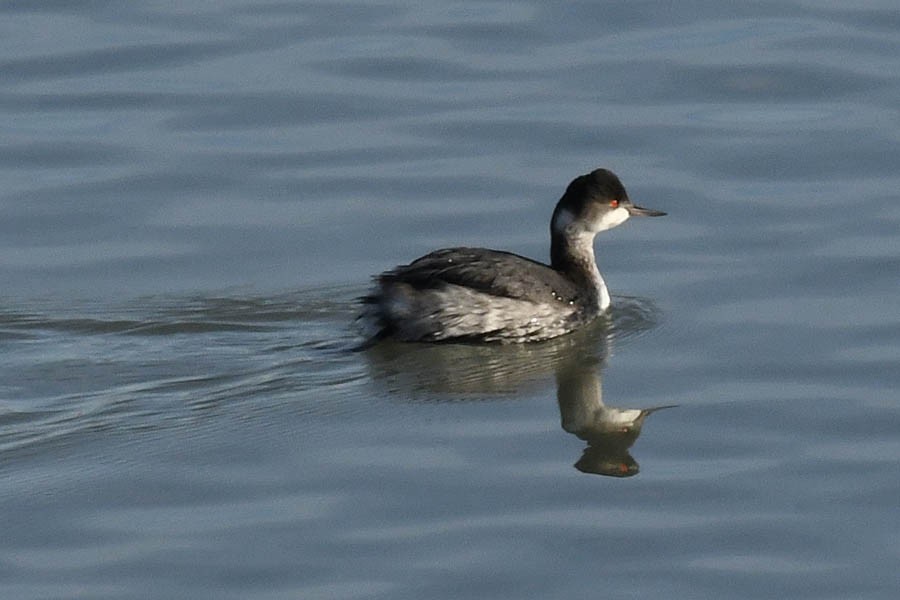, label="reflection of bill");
[557,361,675,477]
